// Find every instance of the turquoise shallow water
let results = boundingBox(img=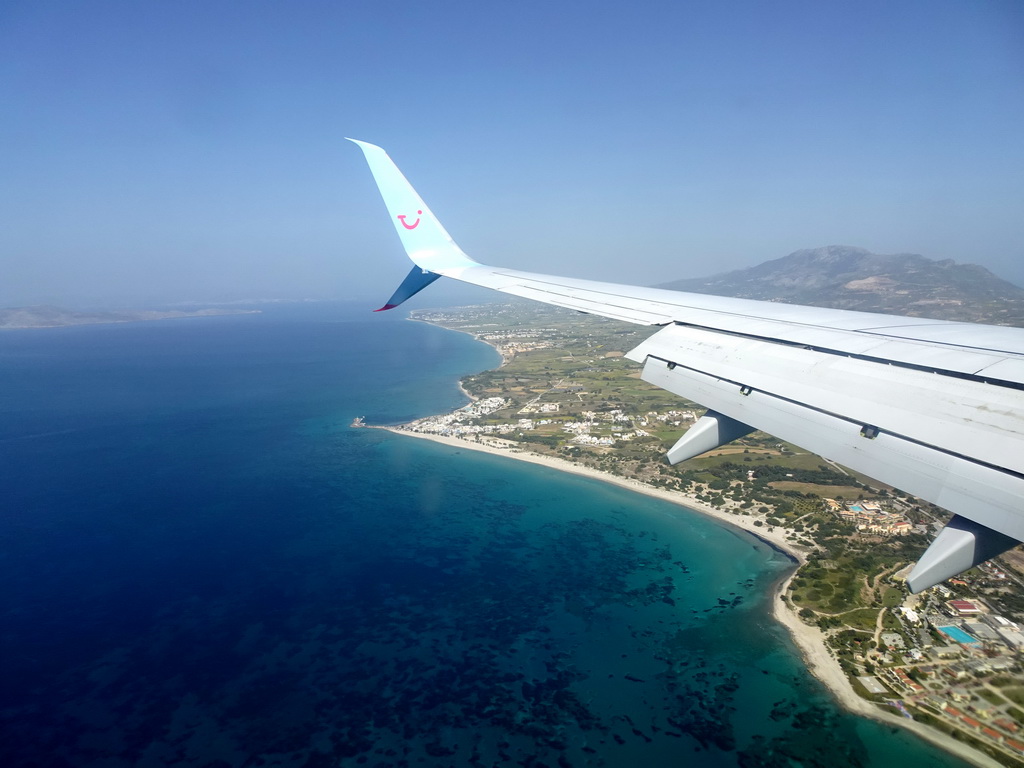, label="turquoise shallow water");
[0,303,969,766]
